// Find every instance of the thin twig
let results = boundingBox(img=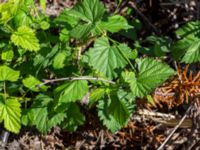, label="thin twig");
[157,105,192,150]
[37,76,115,87]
